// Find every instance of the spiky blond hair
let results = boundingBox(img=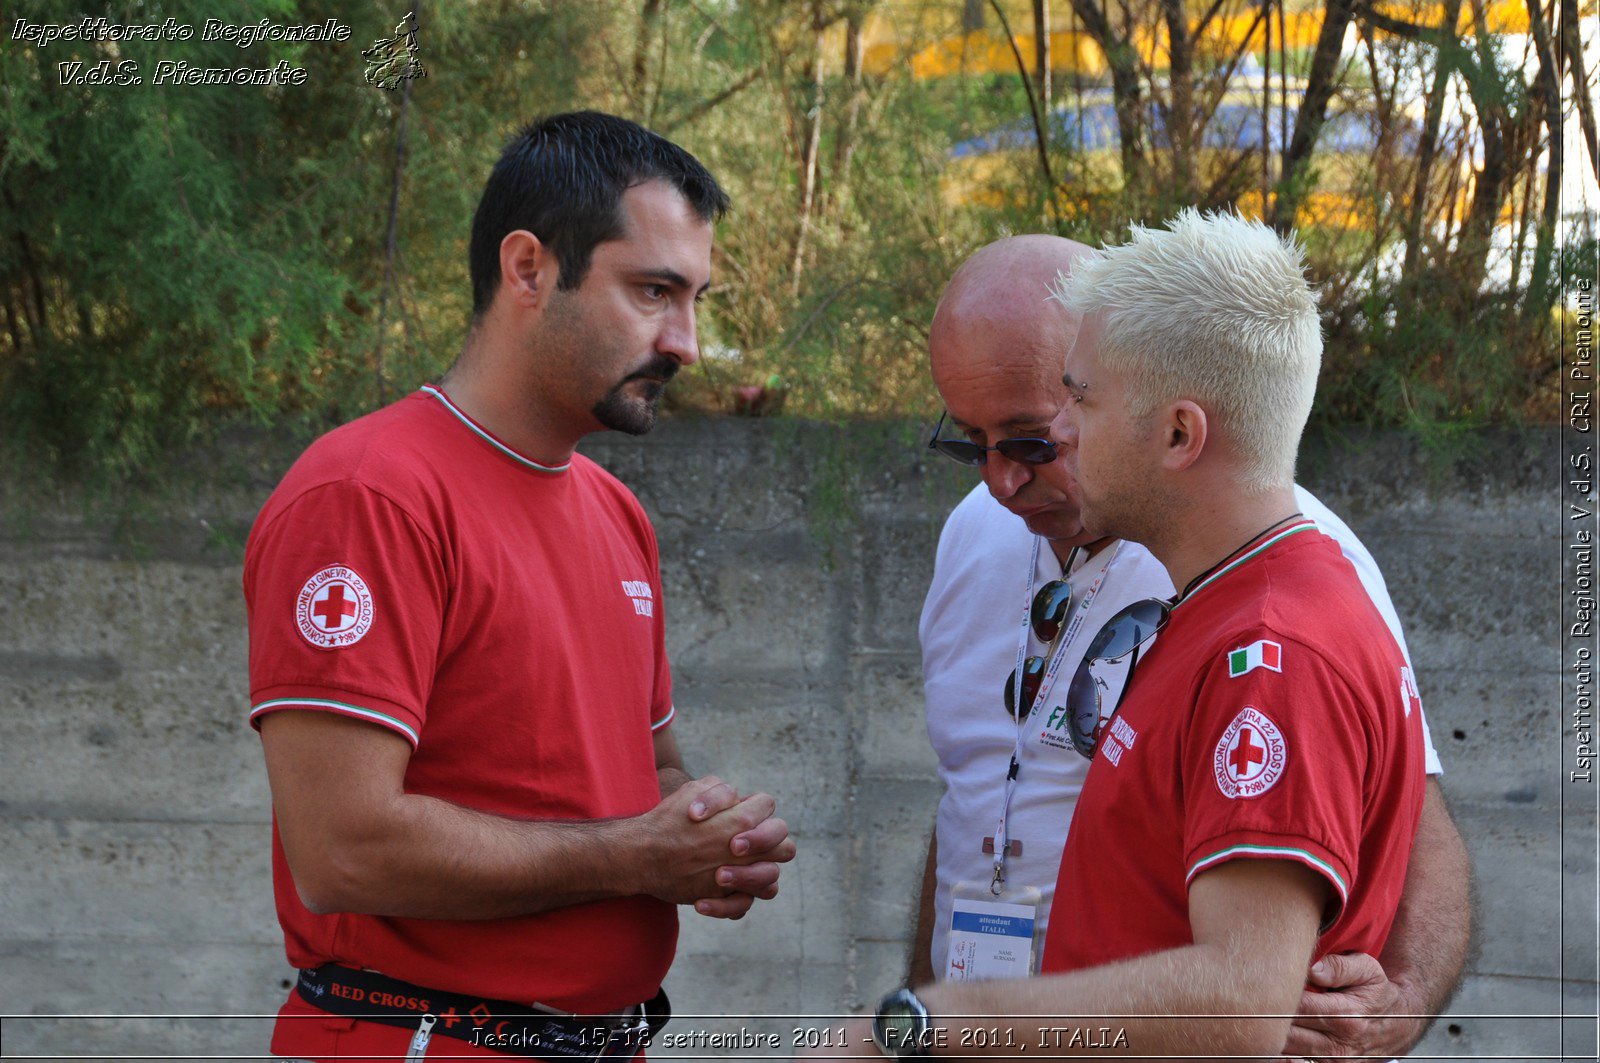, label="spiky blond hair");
[1051,209,1322,492]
